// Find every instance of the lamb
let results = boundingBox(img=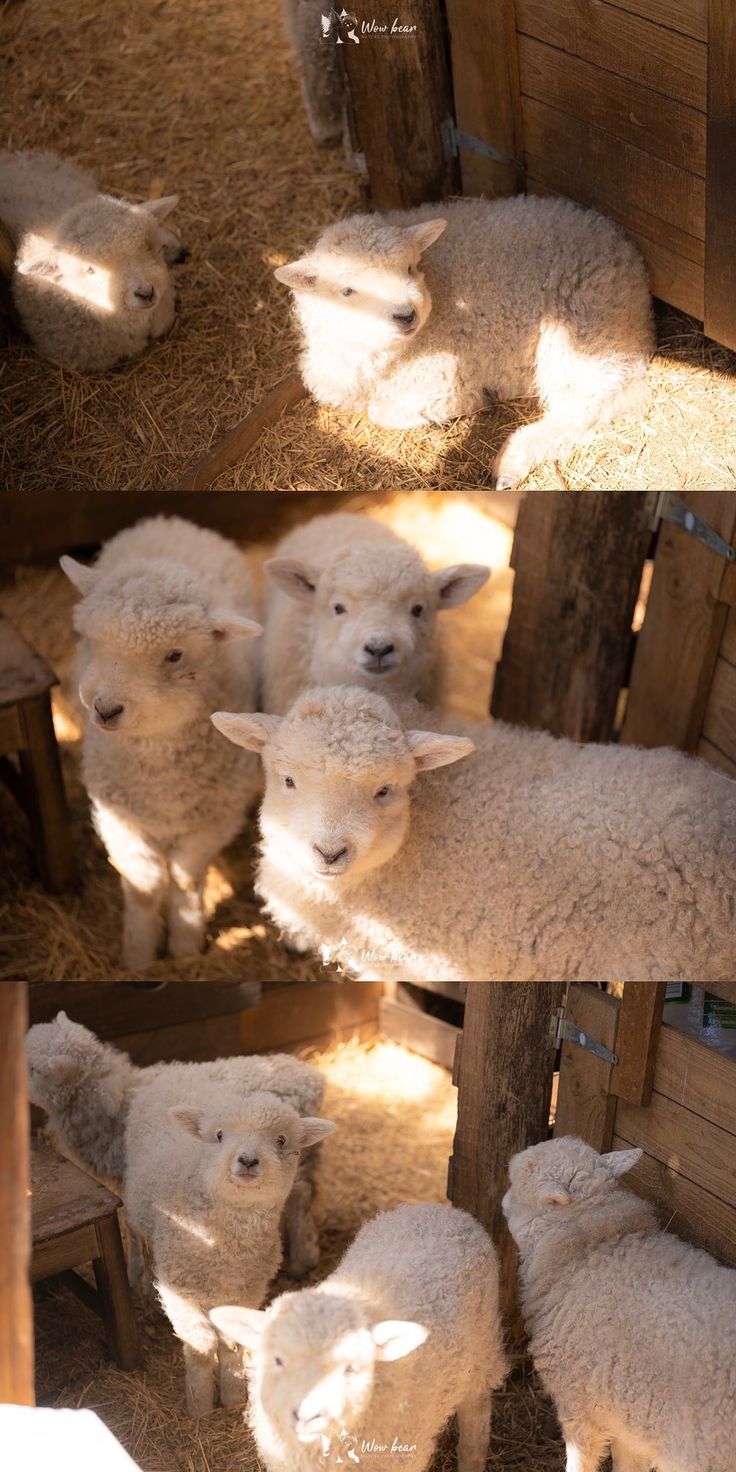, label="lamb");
[211,1201,507,1472]
[61,516,263,970]
[261,511,490,713]
[503,1136,736,1472]
[0,150,184,370]
[274,196,653,486]
[211,685,736,984]
[282,1,344,146]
